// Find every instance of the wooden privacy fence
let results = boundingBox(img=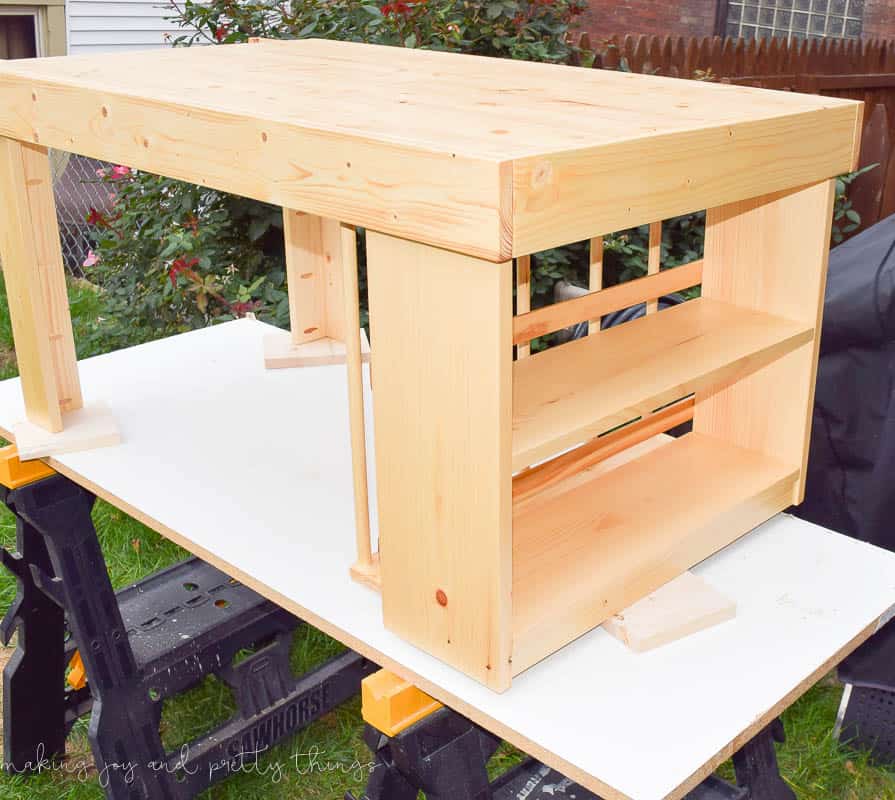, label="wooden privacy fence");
[574,33,895,232]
